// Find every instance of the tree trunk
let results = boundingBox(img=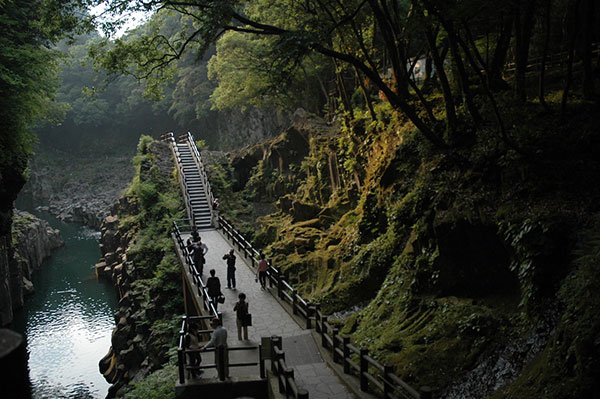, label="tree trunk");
[561,0,582,118]
[445,19,483,125]
[582,0,596,100]
[514,0,538,102]
[426,27,457,134]
[334,59,354,120]
[488,10,514,90]
[354,66,377,121]
[539,0,552,110]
